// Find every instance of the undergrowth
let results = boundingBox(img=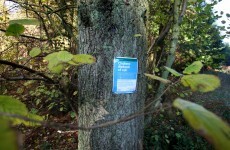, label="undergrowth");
[144,110,213,150]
